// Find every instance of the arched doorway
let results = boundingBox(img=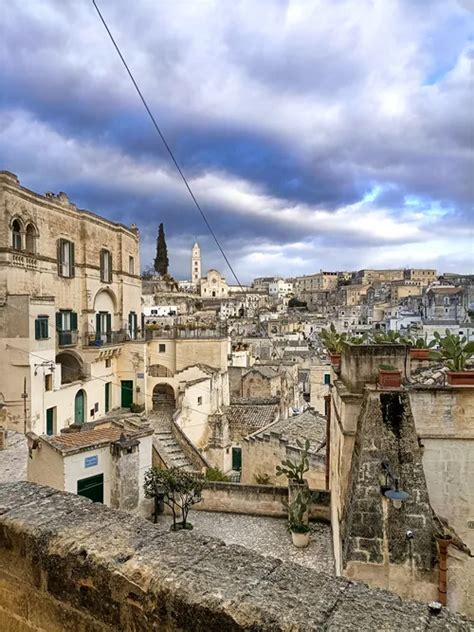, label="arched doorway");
[152,384,175,410]
[56,352,84,384]
[74,390,86,424]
